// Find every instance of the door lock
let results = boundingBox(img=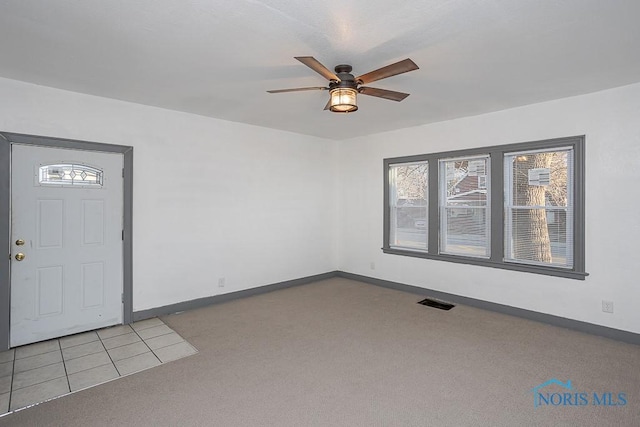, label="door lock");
[15,253,25,261]
[16,239,25,246]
